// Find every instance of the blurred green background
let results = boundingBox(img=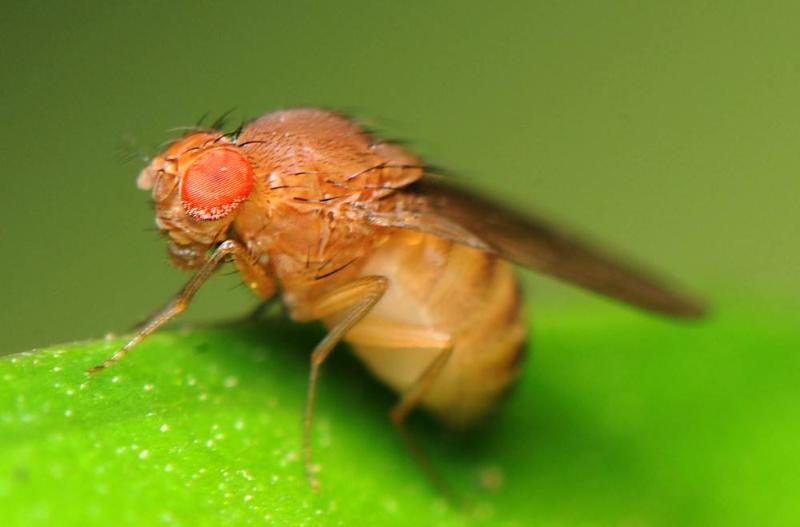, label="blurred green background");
[2,1,799,353]
[2,1,800,524]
